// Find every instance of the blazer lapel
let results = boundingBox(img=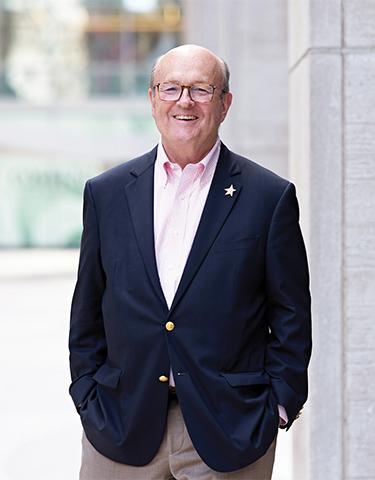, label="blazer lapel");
[168,144,242,315]
[124,147,168,312]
